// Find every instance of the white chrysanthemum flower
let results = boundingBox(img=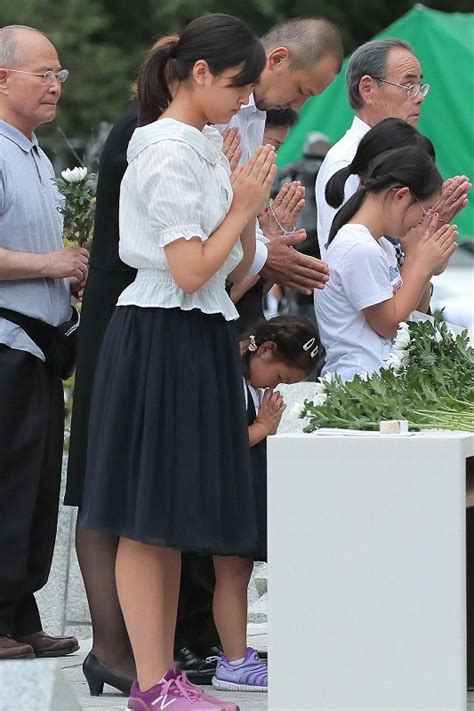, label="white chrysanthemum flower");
[393,322,411,350]
[318,372,334,385]
[313,393,327,406]
[61,166,88,183]
[384,352,404,372]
